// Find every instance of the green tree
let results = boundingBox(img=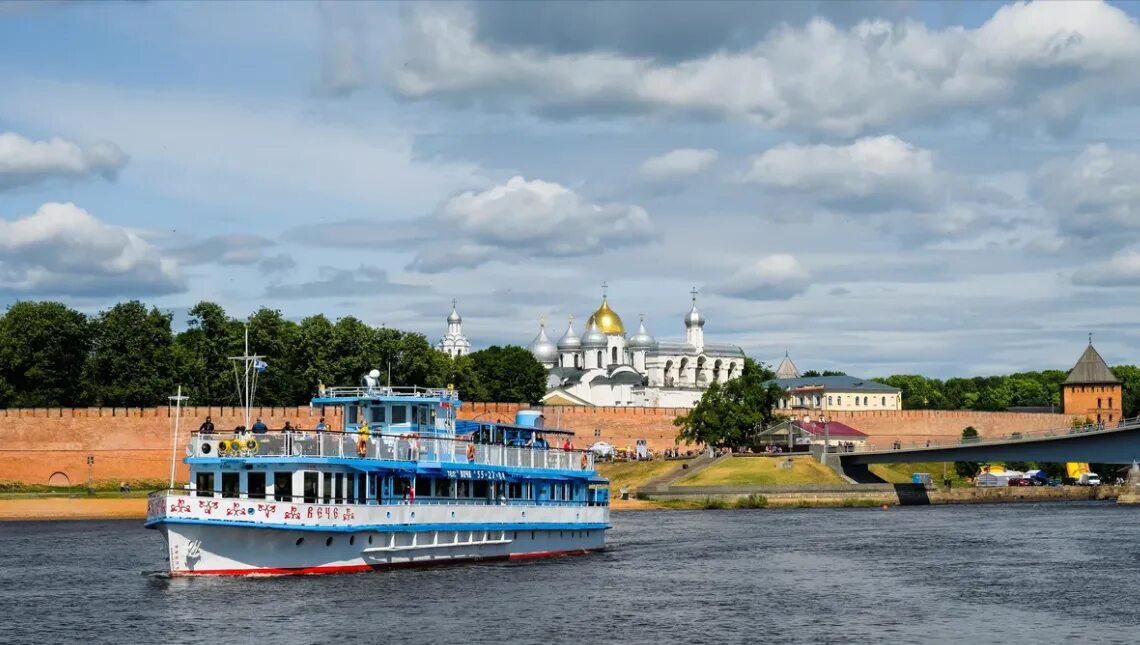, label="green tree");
[467,346,546,402]
[444,354,487,402]
[292,314,336,400]
[246,307,300,406]
[1112,365,1140,417]
[674,358,784,447]
[954,426,980,479]
[328,316,381,387]
[173,301,242,405]
[84,301,175,406]
[881,374,946,409]
[0,301,91,406]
